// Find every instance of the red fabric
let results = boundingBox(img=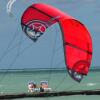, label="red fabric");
[60,19,92,75]
[21,3,92,76]
[21,3,72,25]
[22,7,52,24]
